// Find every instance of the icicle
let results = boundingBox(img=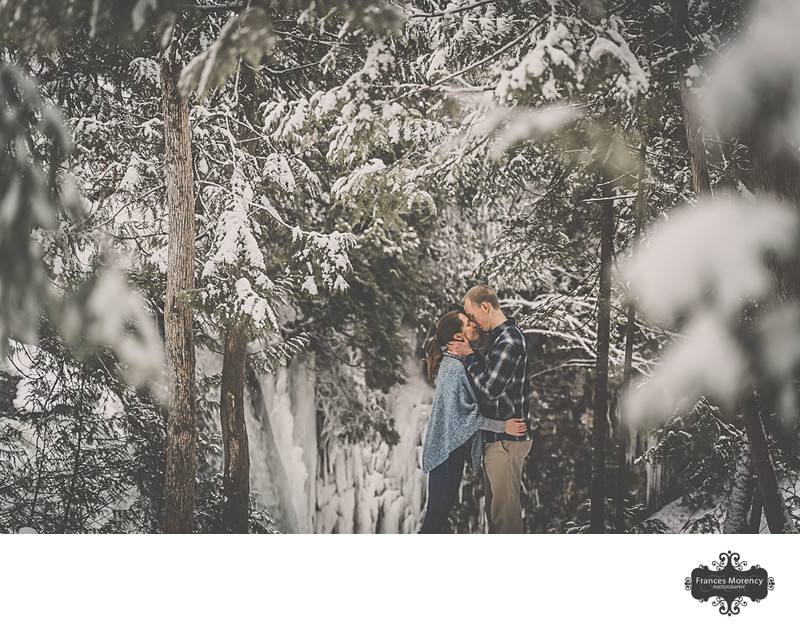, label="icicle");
[626,423,638,468]
[645,430,664,508]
